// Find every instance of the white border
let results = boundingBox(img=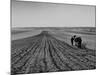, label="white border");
[0,0,99,75]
